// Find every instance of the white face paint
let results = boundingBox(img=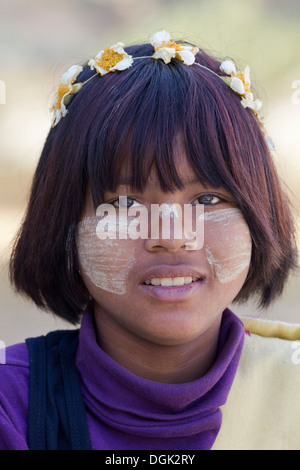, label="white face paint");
[203,208,252,284]
[76,216,136,295]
